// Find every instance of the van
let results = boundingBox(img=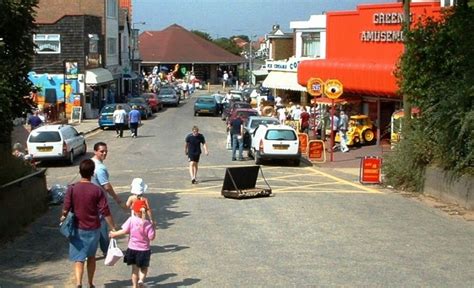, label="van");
[27,124,87,165]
